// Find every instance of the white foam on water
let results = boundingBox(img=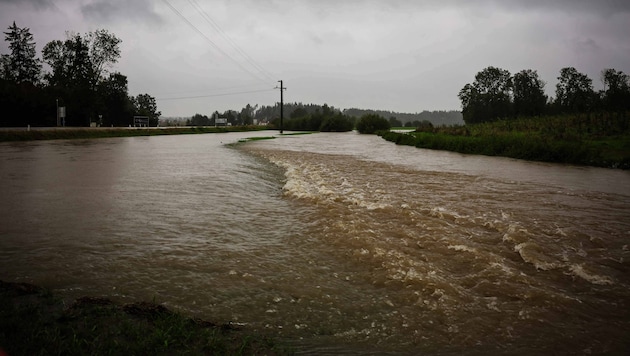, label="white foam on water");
[447,244,477,253]
[429,206,462,221]
[486,297,501,311]
[502,223,531,244]
[554,224,568,237]
[568,264,614,285]
[488,262,516,276]
[268,154,393,210]
[514,242,563,270]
